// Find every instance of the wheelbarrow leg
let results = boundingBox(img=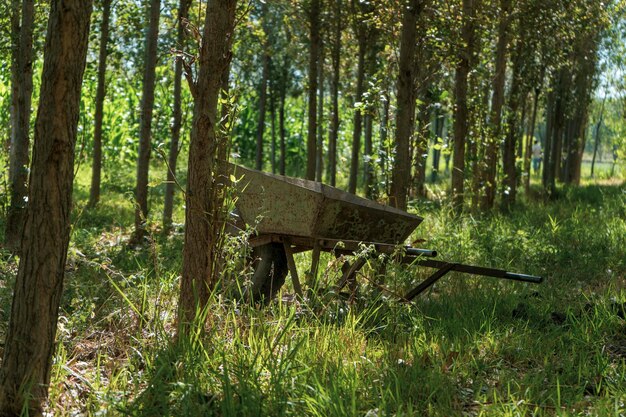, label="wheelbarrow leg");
[307,240,321,289]
[283,238,303,297]
[404,262,456,301]
[336,257,367,292]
